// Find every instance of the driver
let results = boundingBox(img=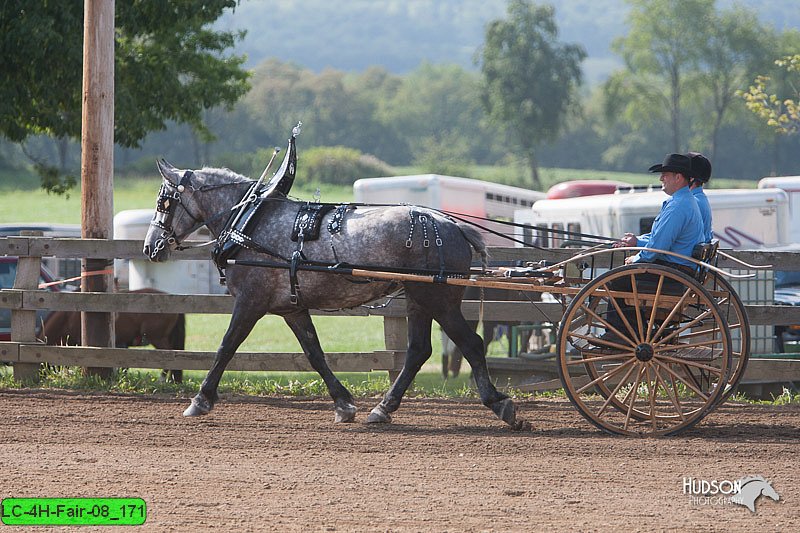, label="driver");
[597,153,704,346]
